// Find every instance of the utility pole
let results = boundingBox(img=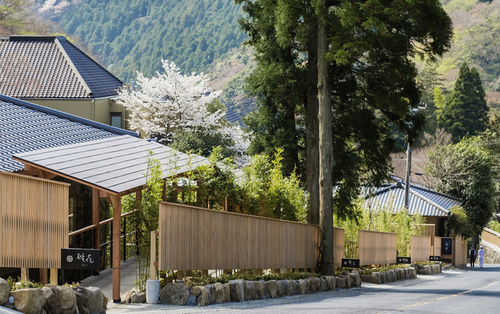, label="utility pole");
[404,141,411,209]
